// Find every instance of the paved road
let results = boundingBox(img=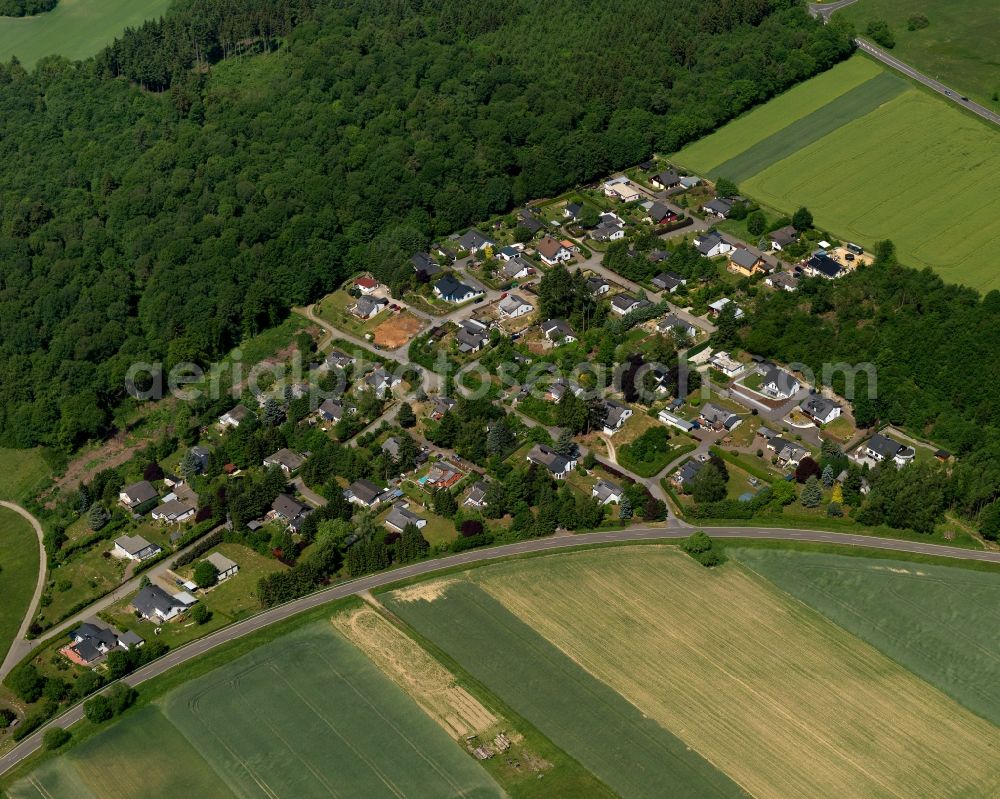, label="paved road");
[2,523,998,776]
[852,39,1000,126]
[0,502,46,678]
[808,0,859,21]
